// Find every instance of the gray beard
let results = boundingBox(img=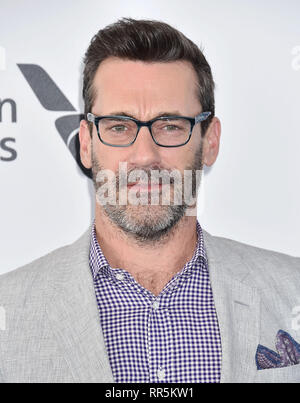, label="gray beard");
[91,143,203,244]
